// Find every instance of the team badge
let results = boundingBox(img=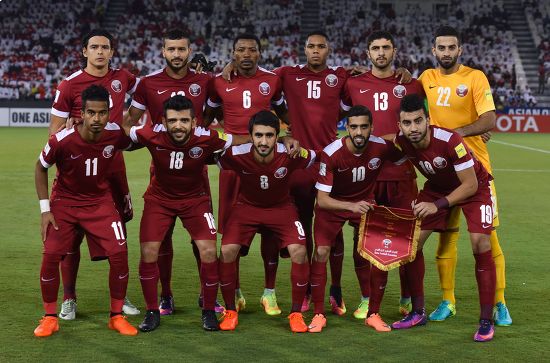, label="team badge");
[189,83,201,97]
[319,162,327,176]
[456,84,468,97]
[383,239,392,249]
[392,85,407,98]
[111,80,122,93]
[103,145,114,158]
[259,82,271,95]
[368,157,381,170]
[189,146,203,159]
[274,167,288,179]
[433,156,447,169]
[325,74,338,87]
